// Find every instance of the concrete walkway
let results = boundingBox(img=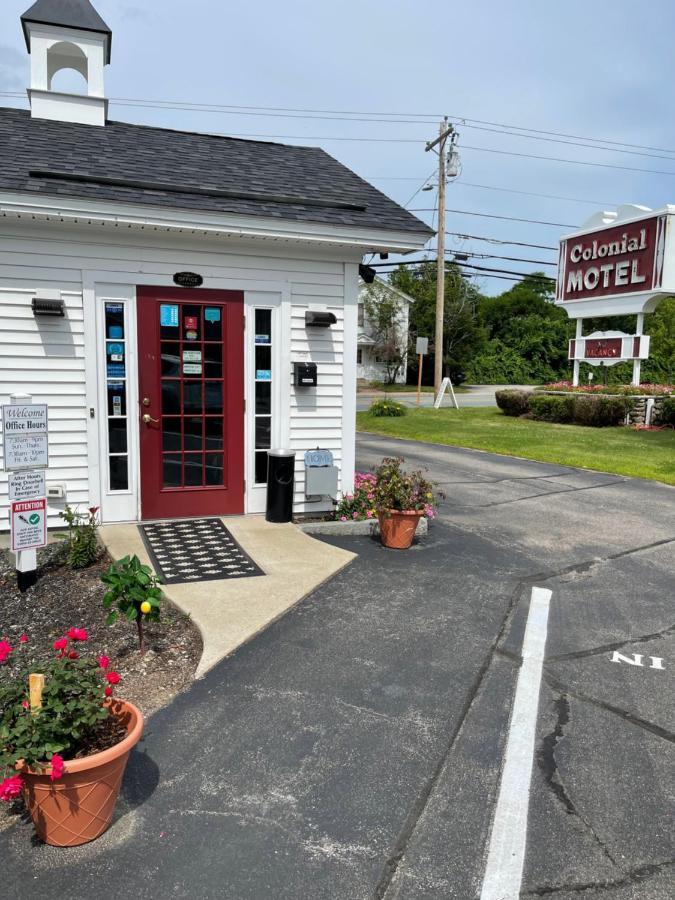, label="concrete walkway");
[101,517,355,677]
